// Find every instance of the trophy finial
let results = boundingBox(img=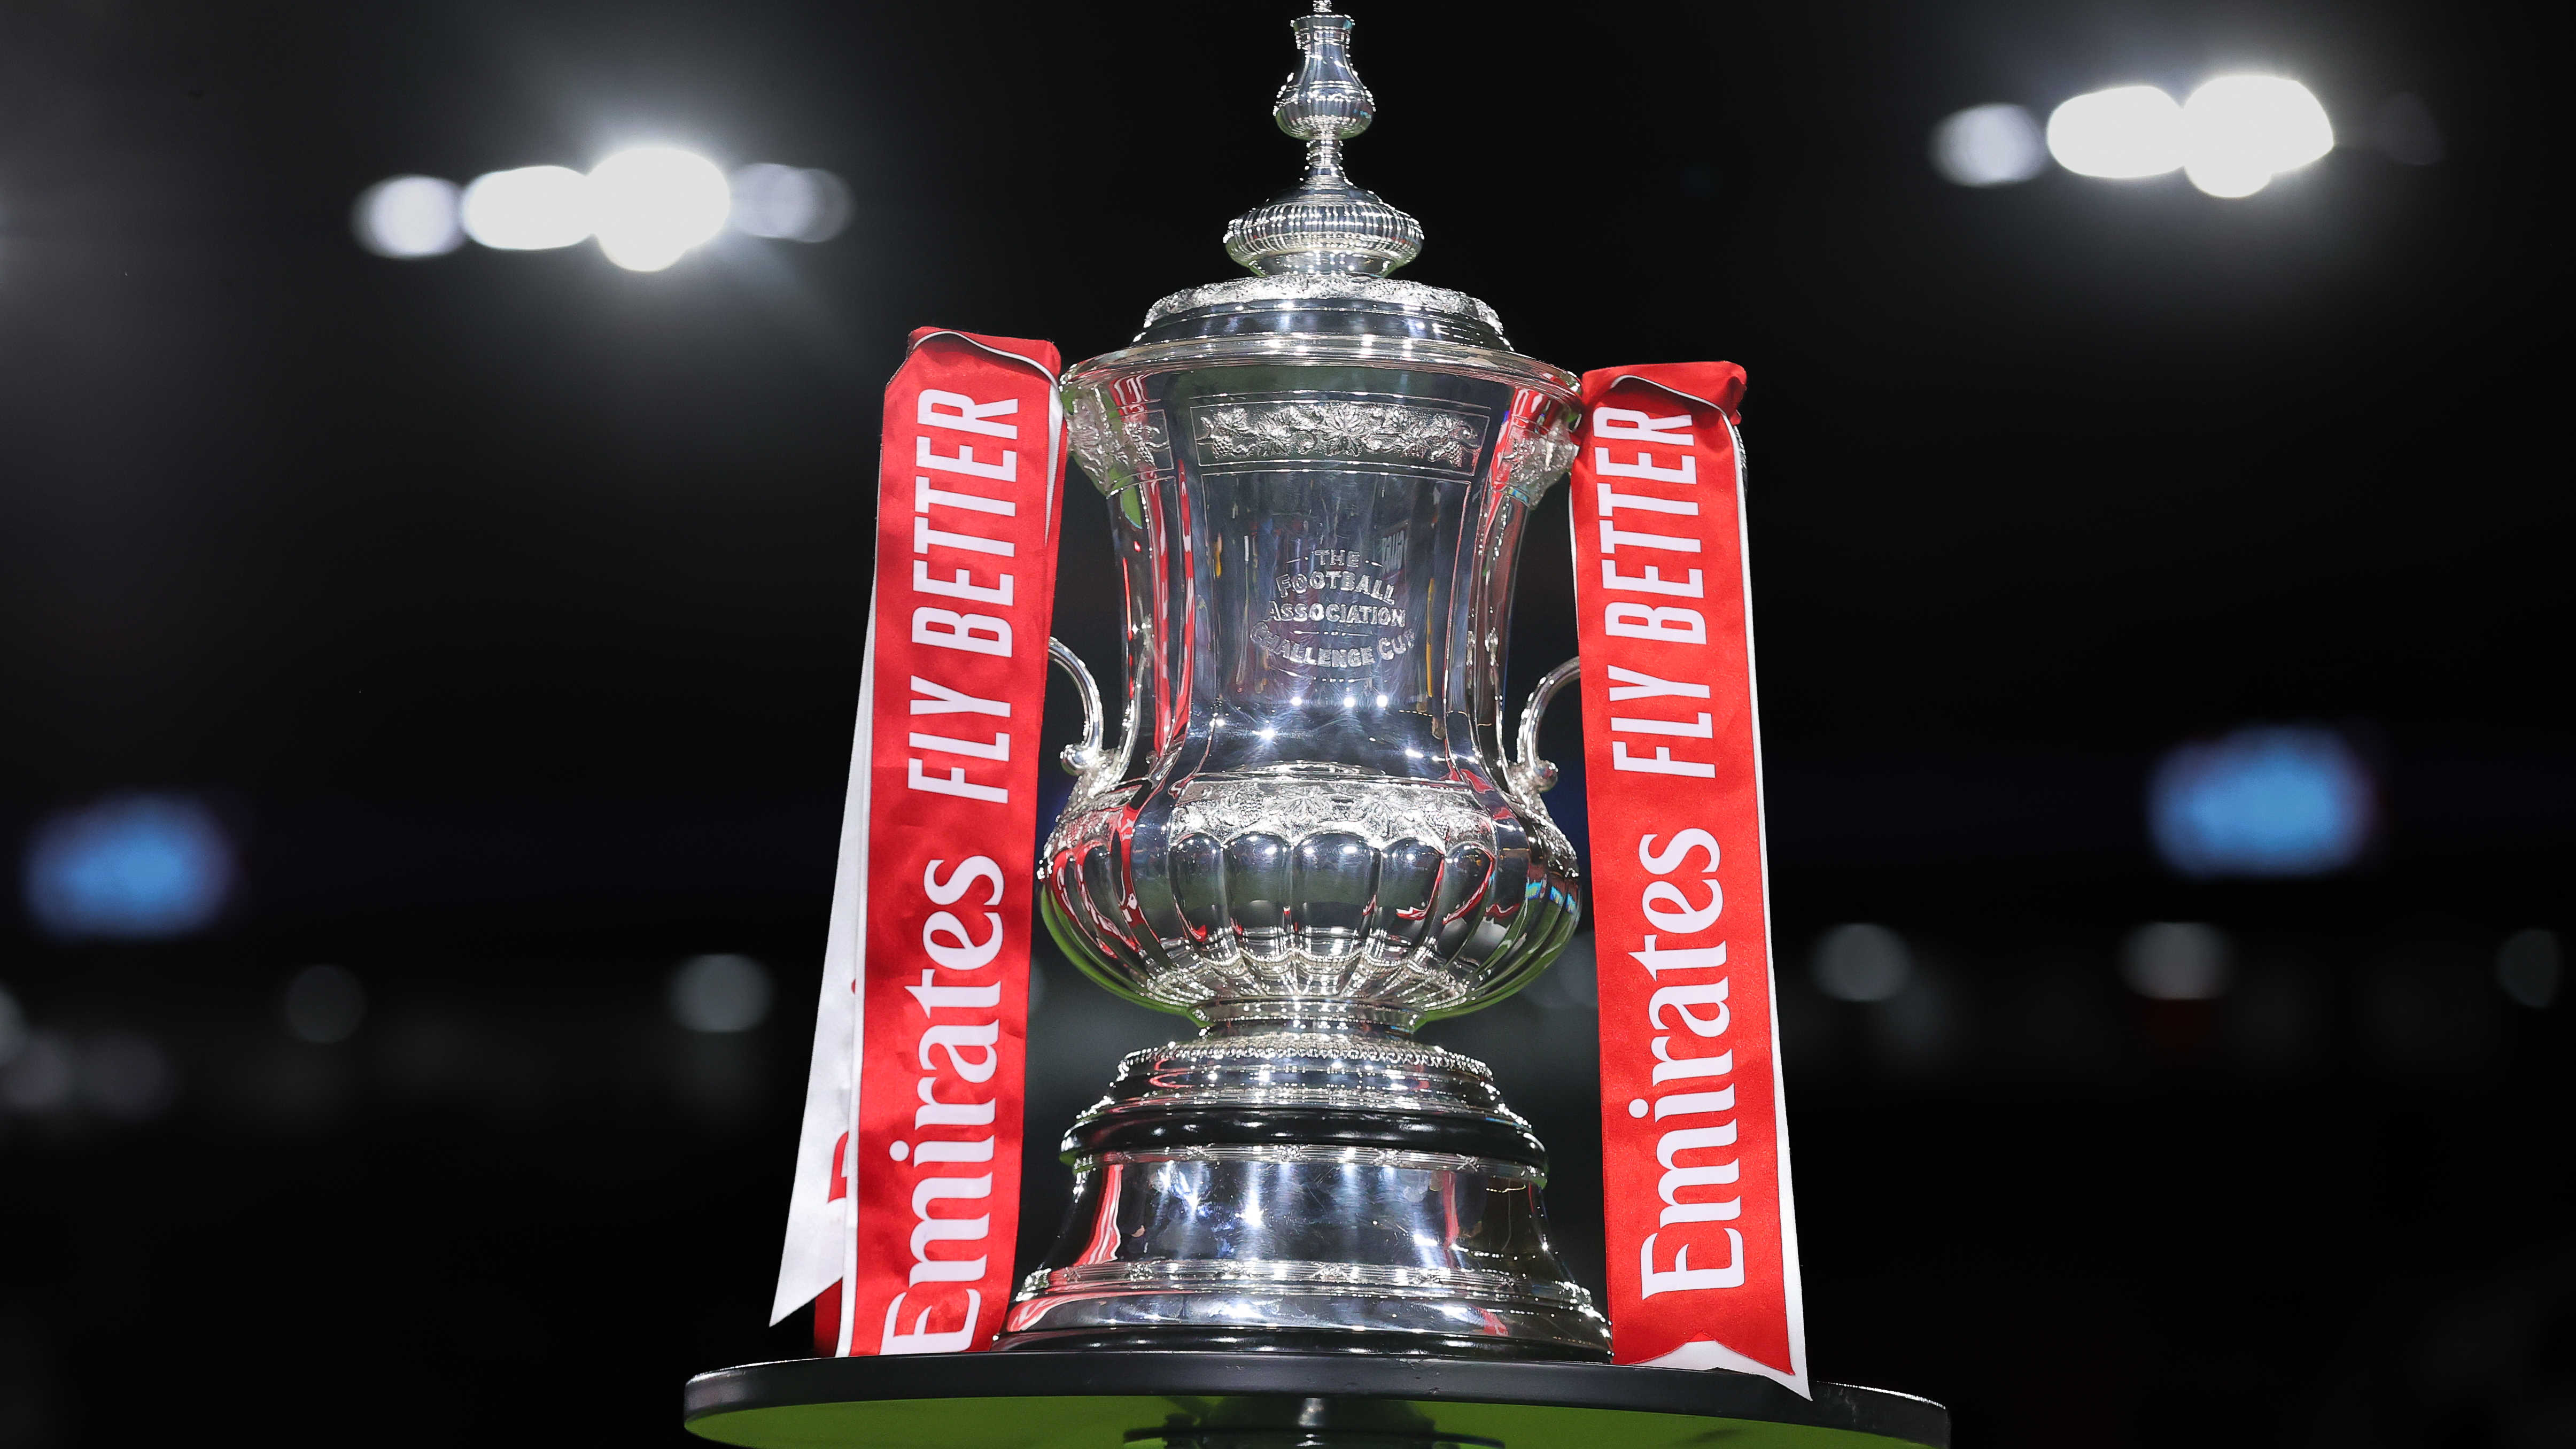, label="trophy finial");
[1223,4,1424,277]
